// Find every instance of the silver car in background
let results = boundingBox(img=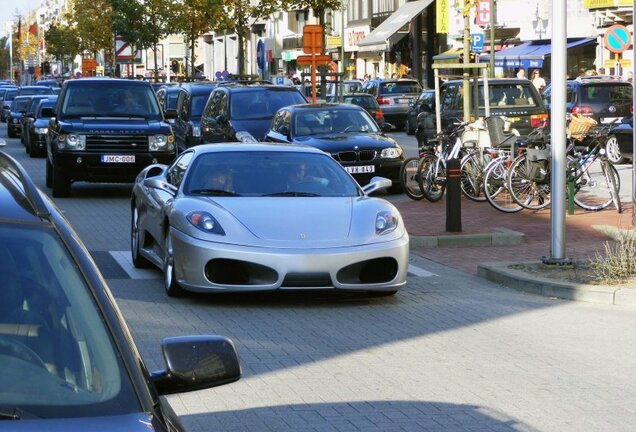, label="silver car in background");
[361,78,423,130]
[131,143,409,297]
